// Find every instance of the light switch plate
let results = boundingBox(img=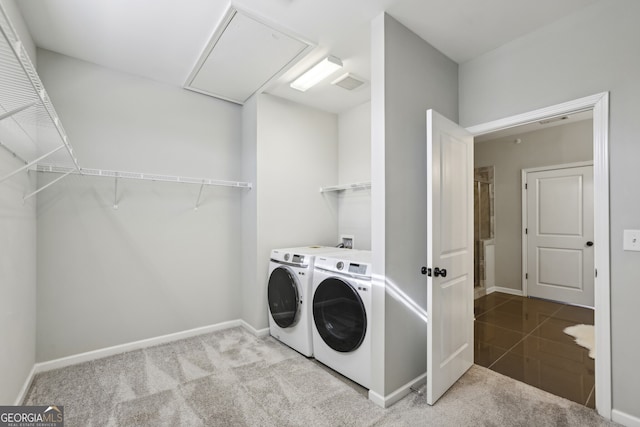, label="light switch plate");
[623,229,640,251]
